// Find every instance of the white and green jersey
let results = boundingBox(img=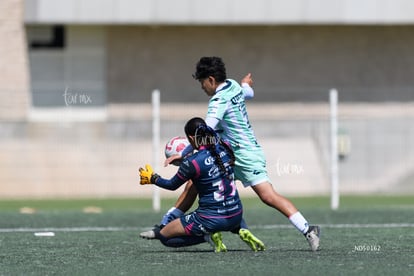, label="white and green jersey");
[206,79,259,150]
